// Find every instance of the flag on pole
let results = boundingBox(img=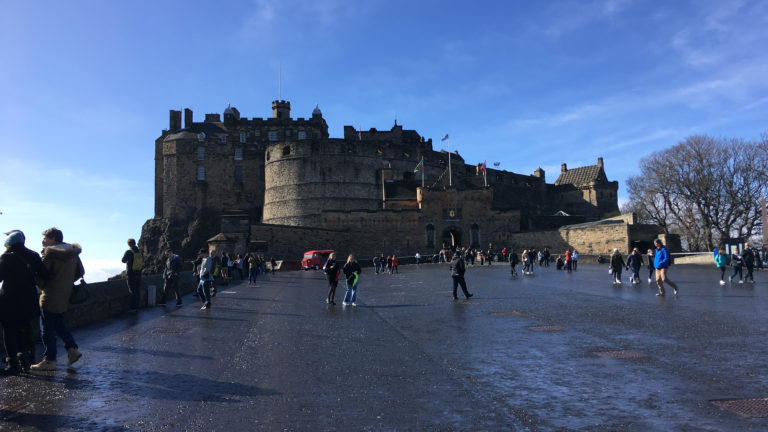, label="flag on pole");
[441,134,449,141]
[481,160,486,173]
[413,159,423,173]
